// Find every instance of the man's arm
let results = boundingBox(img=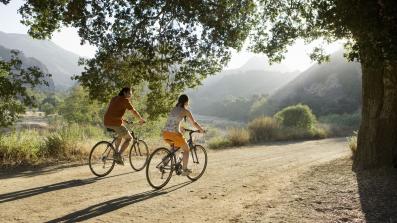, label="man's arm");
[126,99,145,124]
